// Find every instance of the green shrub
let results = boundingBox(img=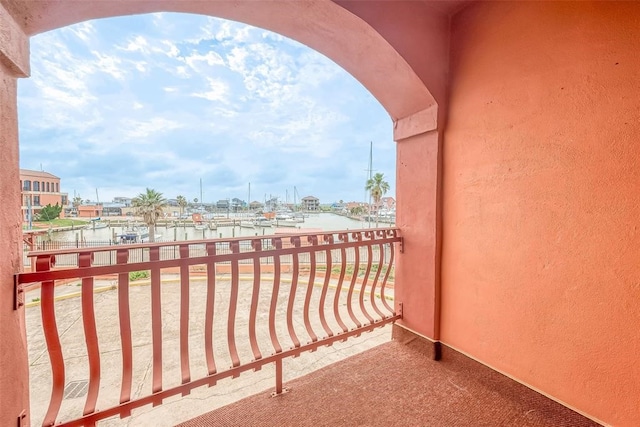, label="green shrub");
[129,270,150,281]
